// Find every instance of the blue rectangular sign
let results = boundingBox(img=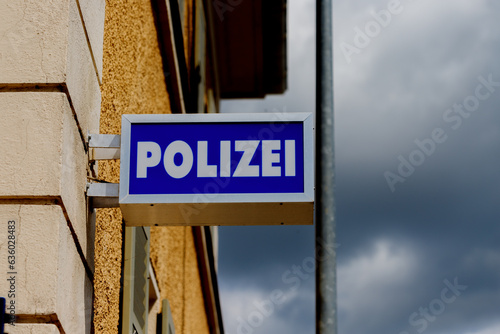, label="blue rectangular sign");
[128,122,304,195]
[119,113,314,226]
